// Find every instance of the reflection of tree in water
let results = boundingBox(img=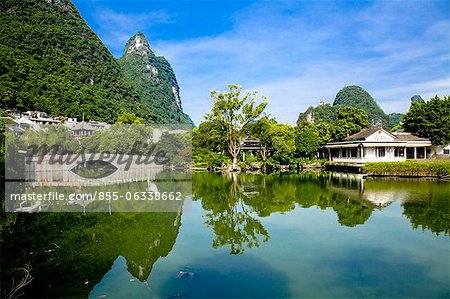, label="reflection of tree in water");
[193,173,269,254]
[241,174,296,217]
[292,174,374,227]
[193,172,377,253]
[242,173,374,227]
[315,193,374,227]
[402,200,450,236]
